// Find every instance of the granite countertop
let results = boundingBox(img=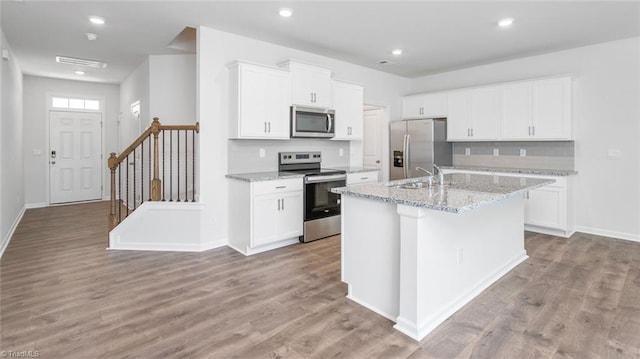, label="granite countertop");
[441,166,577,176]
[326,166,380,174]
[332,173,554,213]
[226,172,304,182]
